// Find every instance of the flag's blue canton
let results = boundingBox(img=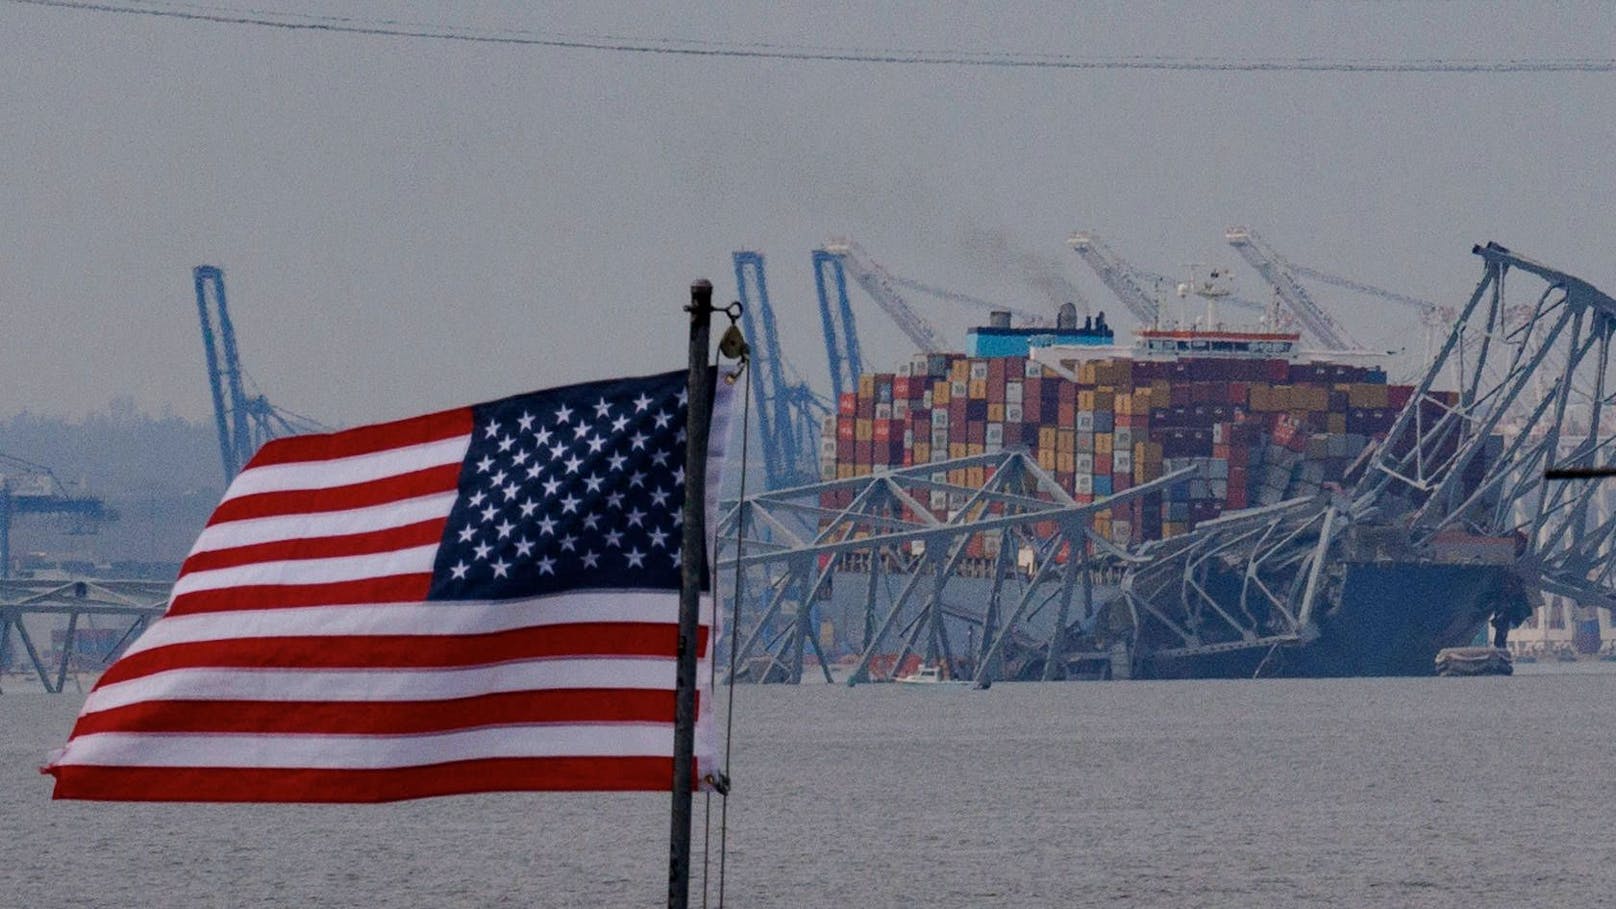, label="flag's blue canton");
[428,370,693,600]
